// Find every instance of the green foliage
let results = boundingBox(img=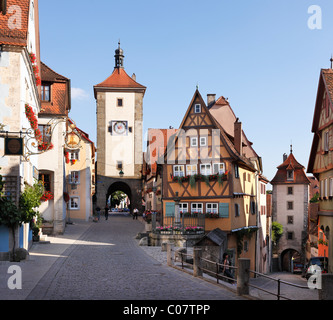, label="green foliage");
[0,169,22,228]
[235,227,257,256]
[189,175,196,189]
[19,181,44,224]
[310,193,319,203]
[272,221,284,246]
[0,197,22,228]
[111,191,127,207]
